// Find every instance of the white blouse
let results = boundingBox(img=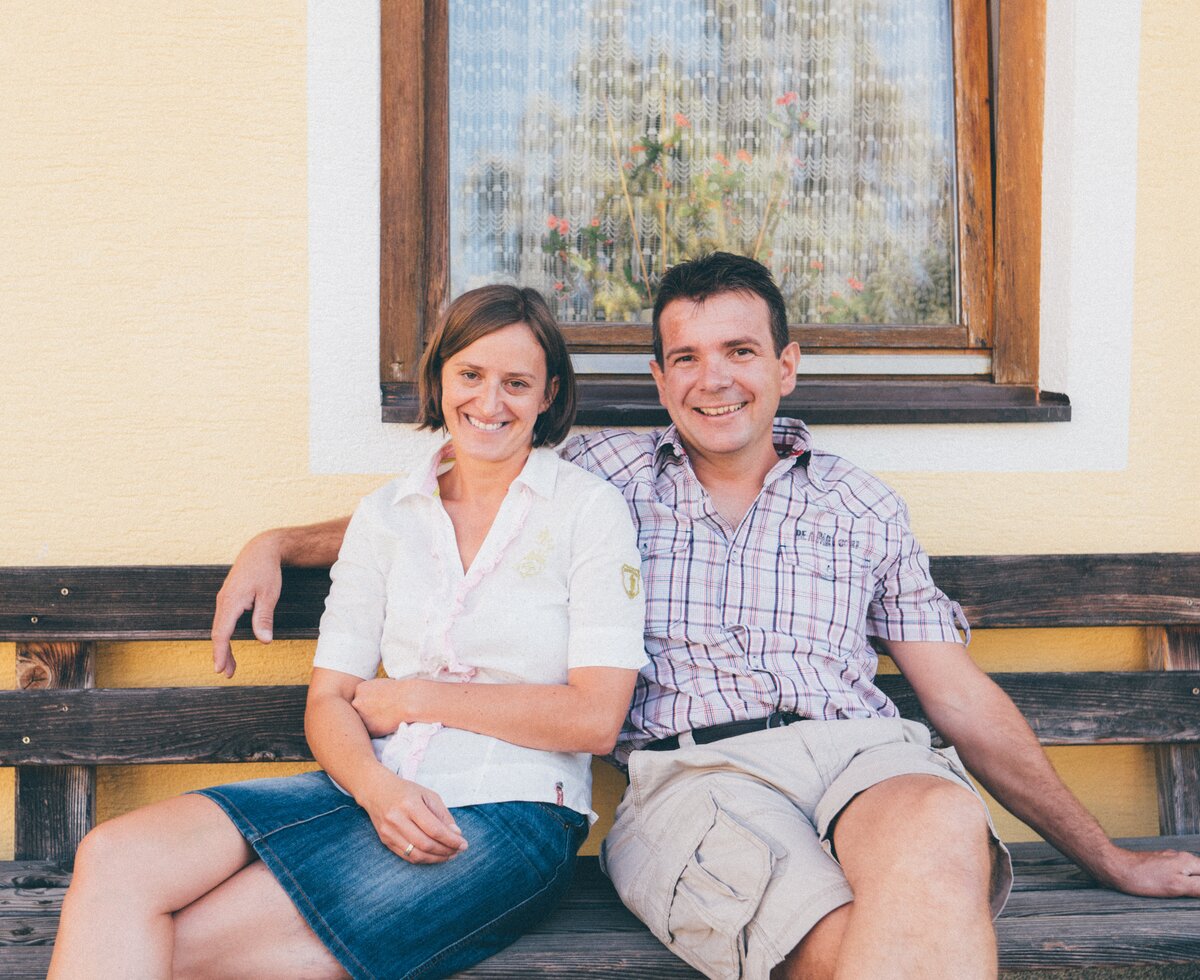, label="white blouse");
[313,444,646,820]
